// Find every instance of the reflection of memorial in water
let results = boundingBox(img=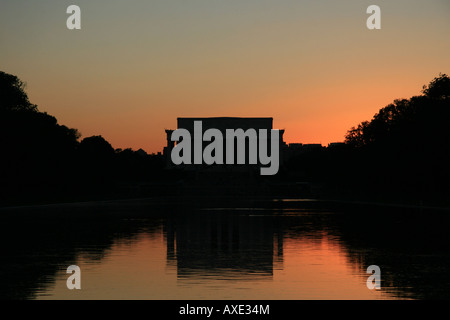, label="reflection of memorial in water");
[165,210,283,280]
[3,199,450,300]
